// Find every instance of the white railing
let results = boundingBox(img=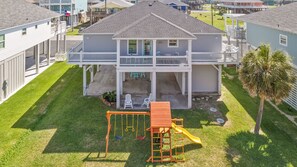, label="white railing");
[119,55,188,67]
[192,45,239,64]
[68,43,117,64]
[51,21,67,34]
